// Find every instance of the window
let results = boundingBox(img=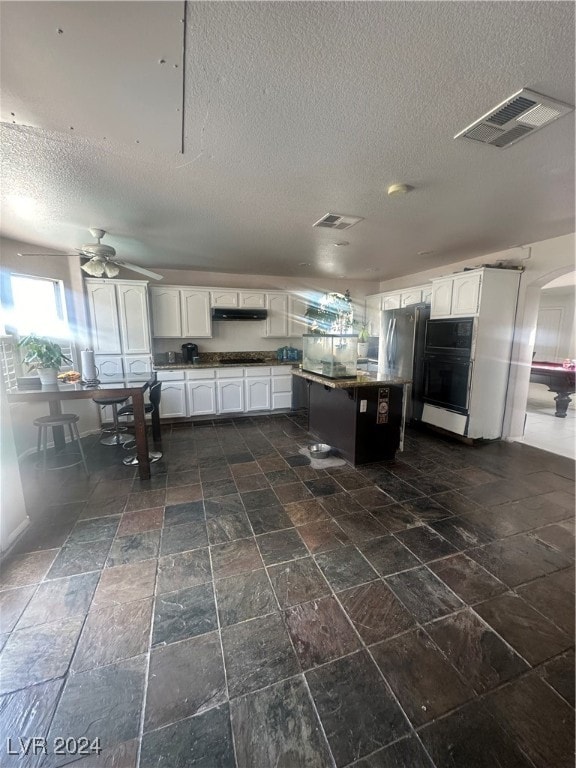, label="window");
[5,274,70,340]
